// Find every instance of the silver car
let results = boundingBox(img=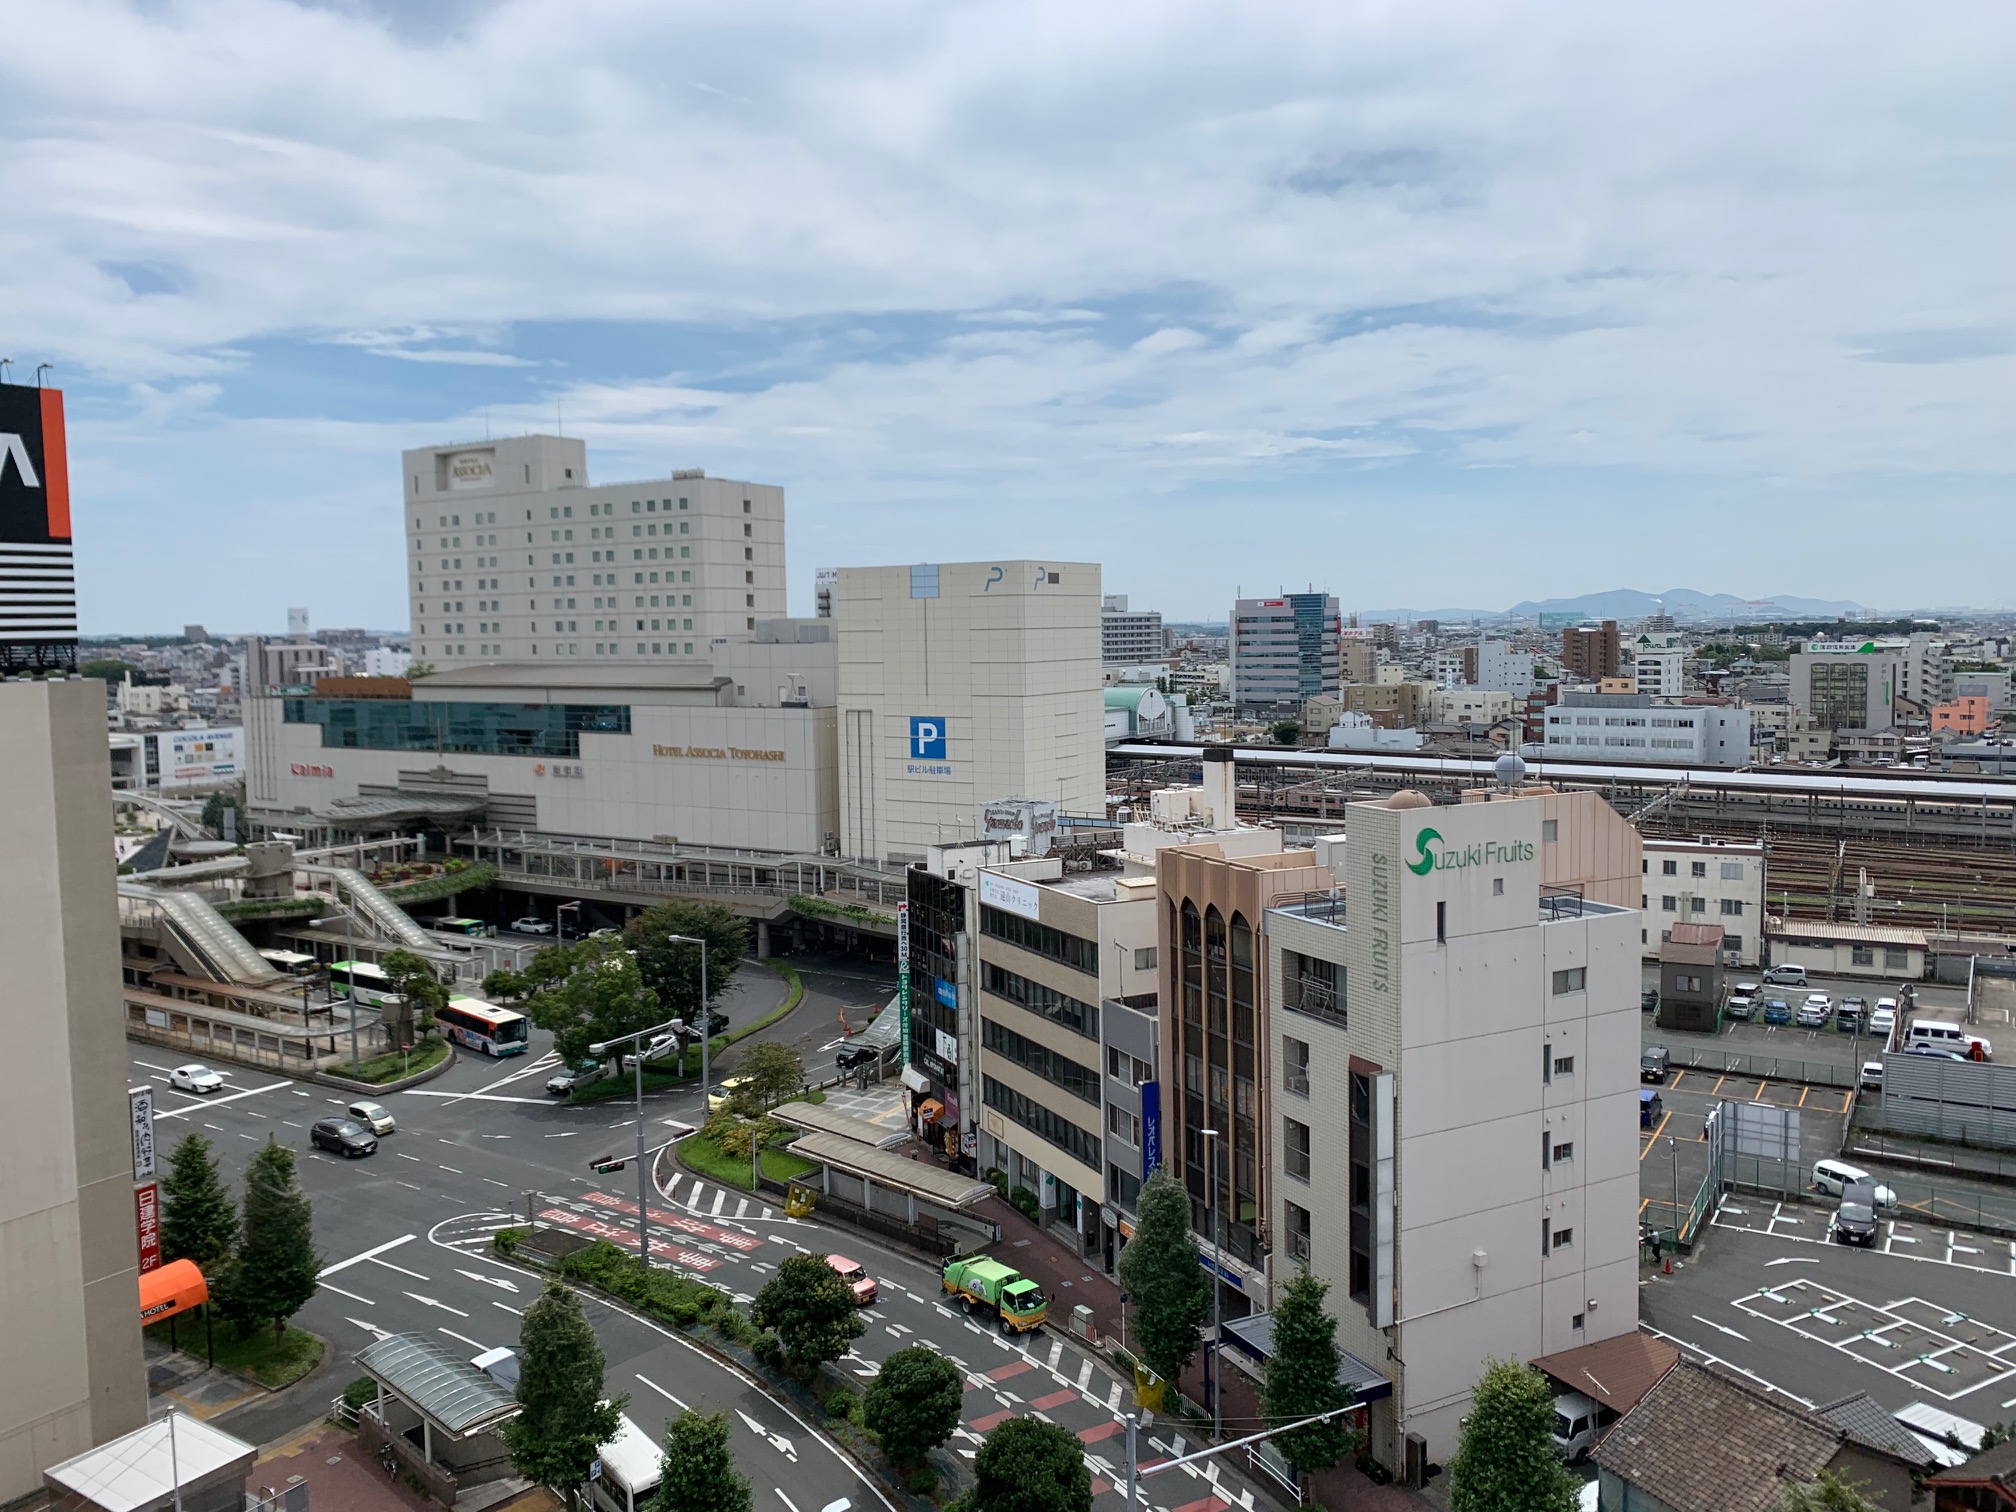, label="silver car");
[347,1100,396,1135]
[168,1064,224,1094]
